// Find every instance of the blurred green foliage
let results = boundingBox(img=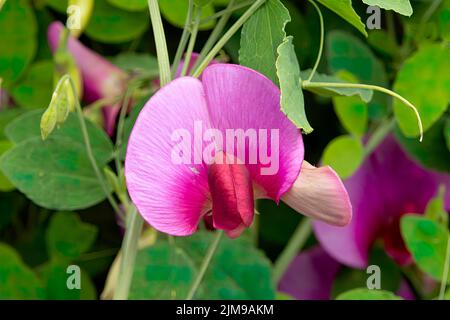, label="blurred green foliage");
[0,0,448,300]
